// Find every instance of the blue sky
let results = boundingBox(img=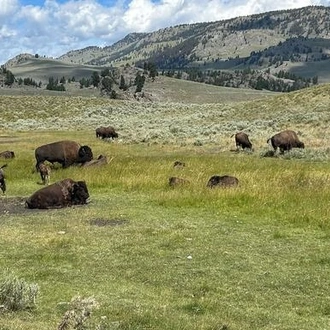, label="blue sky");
[1,0,329,65]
